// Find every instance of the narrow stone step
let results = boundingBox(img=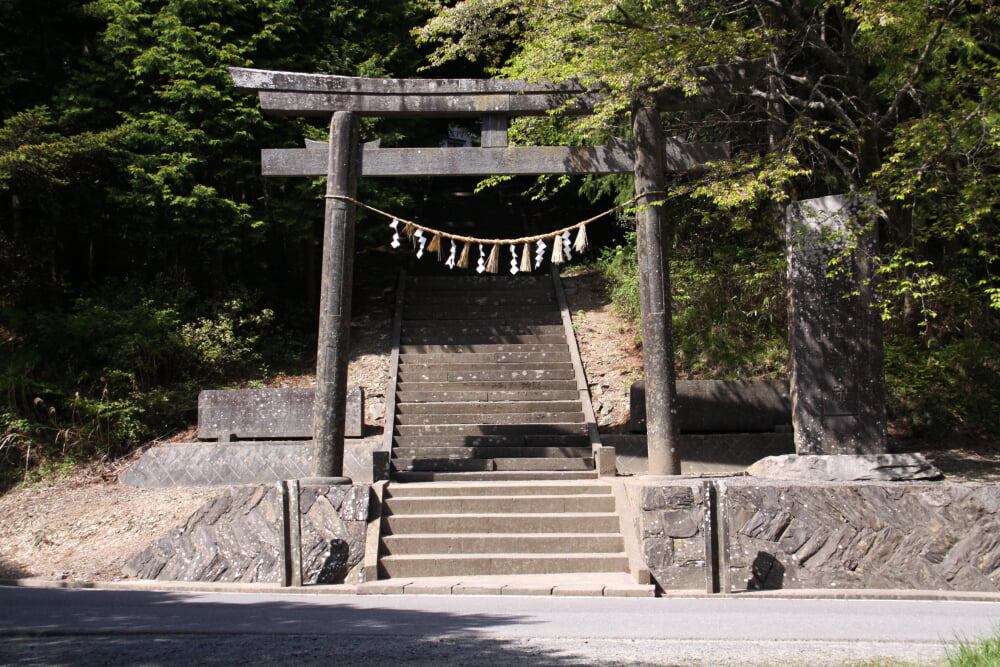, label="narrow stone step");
[397,380,579,393]
[392,470,598,482]
[383,494,615,515]
[398,362,573,375]
[391,434,591,448]
[406,294,555,306]
[403,308,561,321]
[391,446,592,459]
[396,401,582,415]
[380,533,625,556]
[383,481,611,497]
[407,275,549,289]
[381,512,620,535]
[391,457,594,472]
[402,334,567,345]
[400,344,565,354]
[395,411,585,426]
[397,369,576,383]
[401,324,565,337]
[378,553,629,578]
[394,423,589,436]
[395,389,581,404]
[398,352,571,364]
